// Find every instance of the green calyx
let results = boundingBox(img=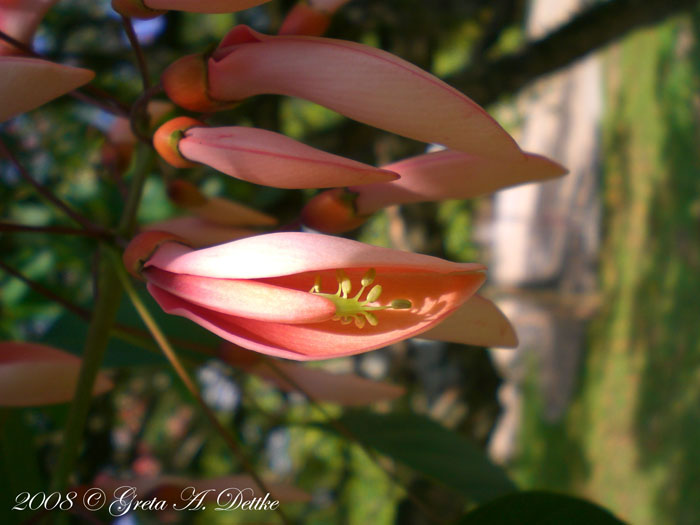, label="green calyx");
[310,268,412,328]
